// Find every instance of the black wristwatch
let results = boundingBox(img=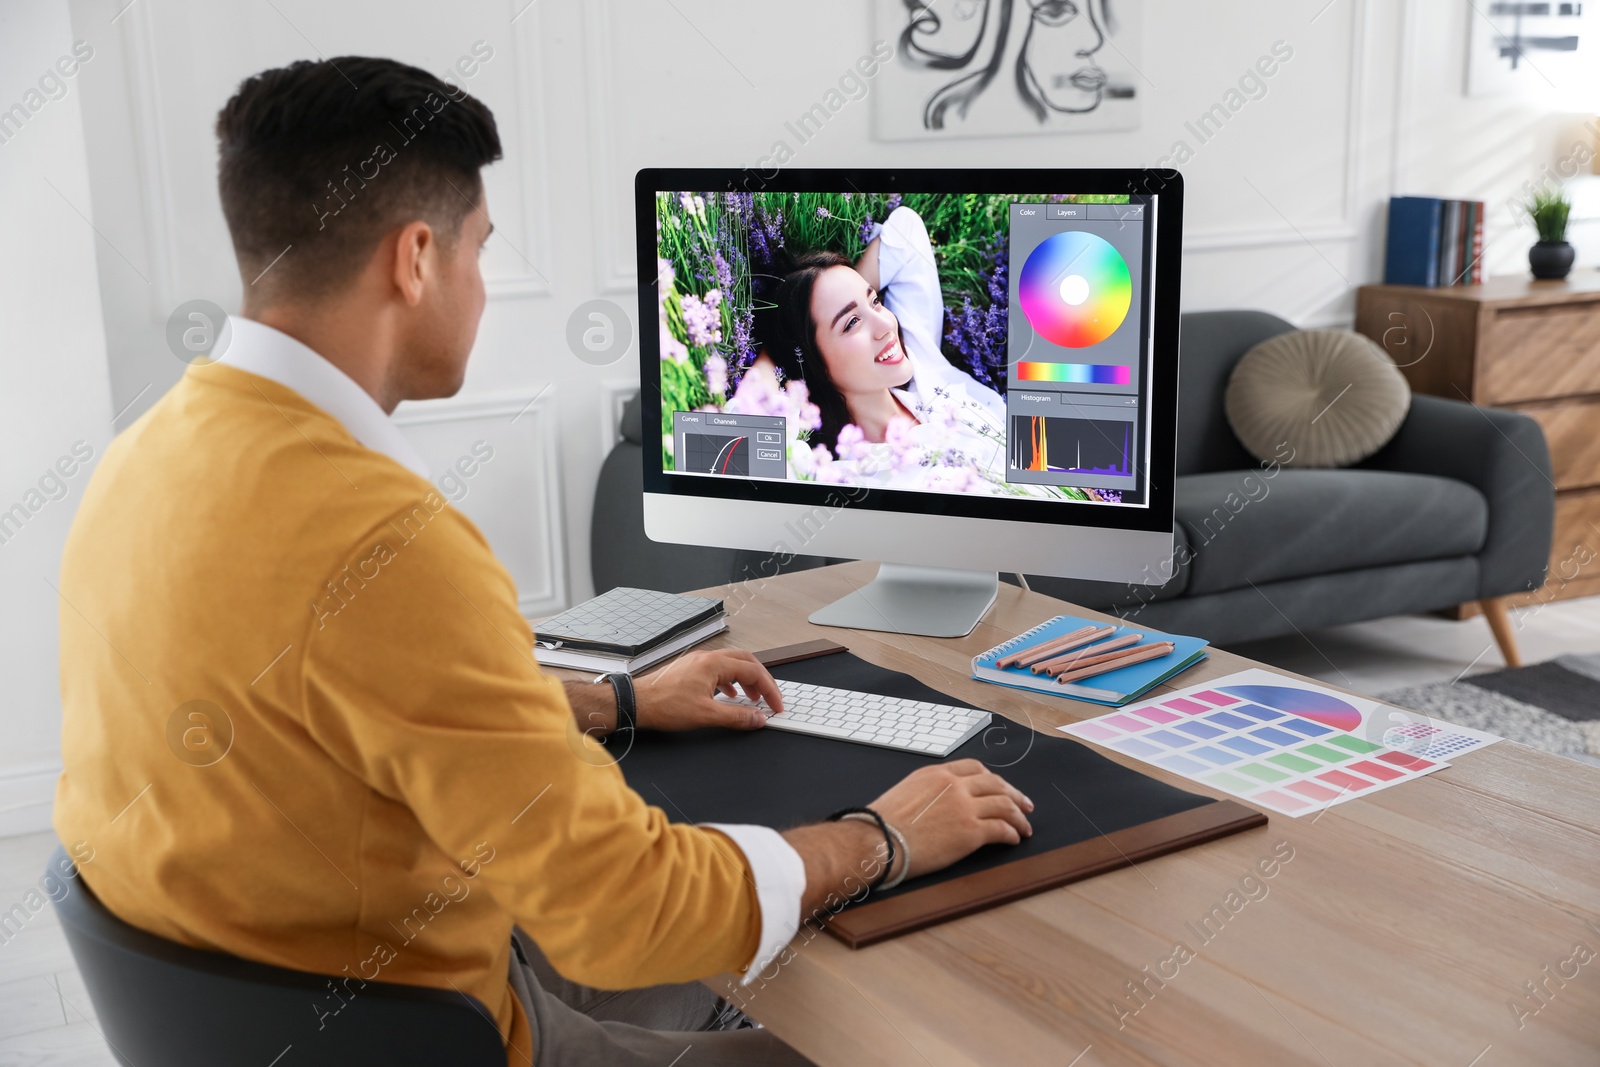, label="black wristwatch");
[594,671,637,735]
